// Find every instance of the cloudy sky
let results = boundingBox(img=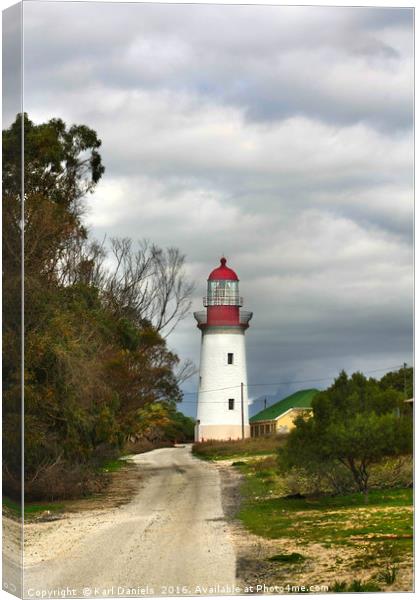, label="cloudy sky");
[7,2,414,415]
